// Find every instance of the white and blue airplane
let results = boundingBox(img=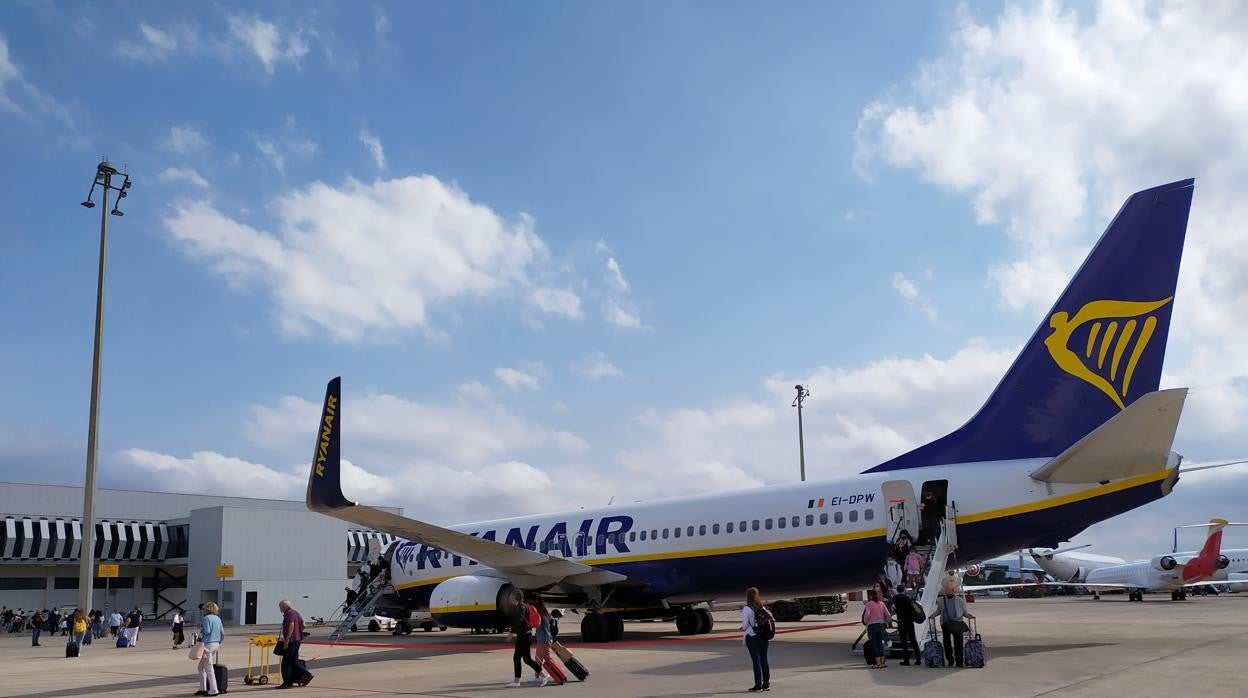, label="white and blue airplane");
[307,179,1201,642]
